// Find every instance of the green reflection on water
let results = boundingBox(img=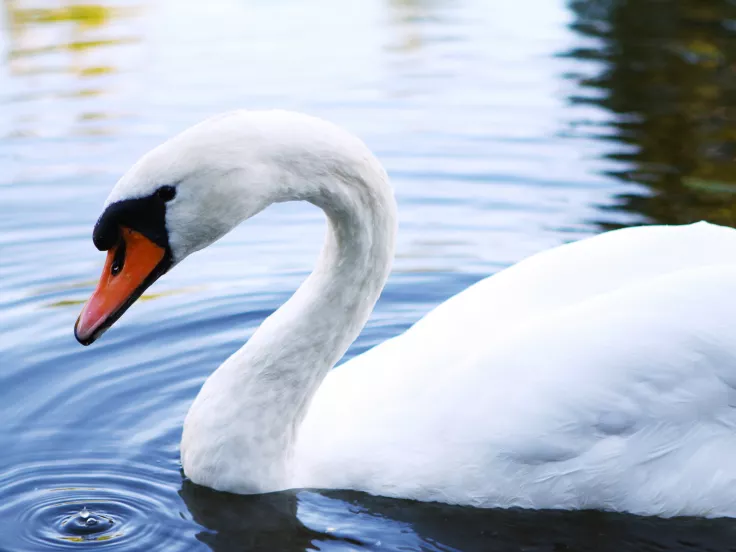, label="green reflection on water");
[565,0,736,227]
